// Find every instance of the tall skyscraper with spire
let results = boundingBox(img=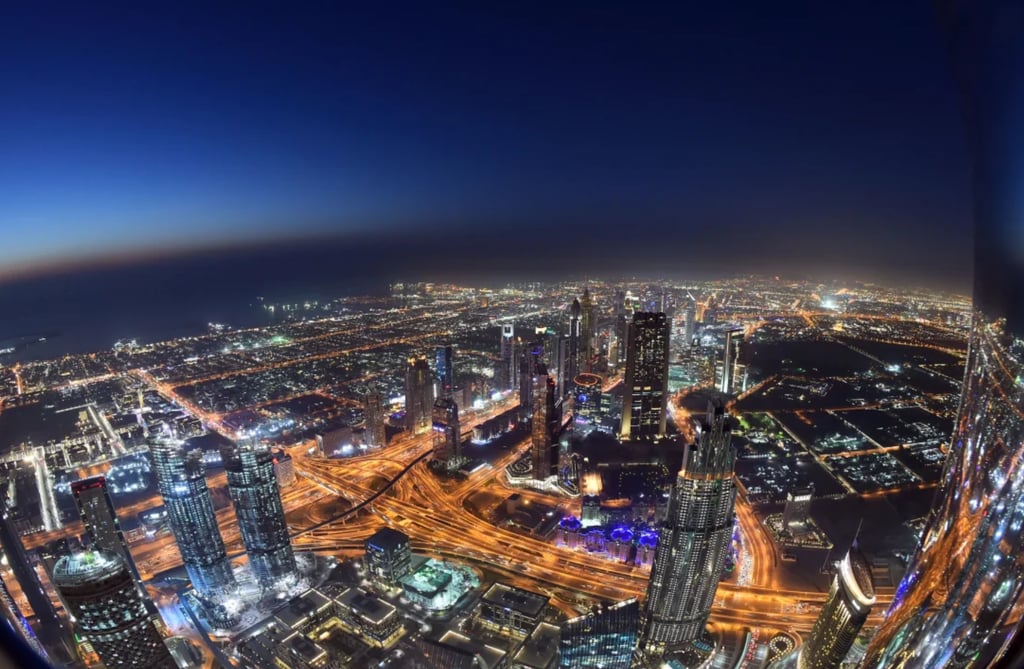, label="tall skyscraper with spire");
[221,436,296,589]
[150,436,235,597]
[797,542,874,669]
[642,402,736,651]
[620,312,671,441]
[405,355,435,435]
